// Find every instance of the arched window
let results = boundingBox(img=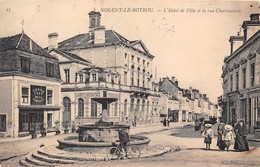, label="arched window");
[63,97,71,113]
[130,99,135,113]
[90,18,95,27]
[137,68,140,87]
[91,99,97,117]
[124,100,127,116]
[147,101,150,115]
[78,98,84,117]
[131,66,134,86]
[142,69,145,88]
[136,99,140,113]
[97,18,100,26]
[142,100,145,120]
